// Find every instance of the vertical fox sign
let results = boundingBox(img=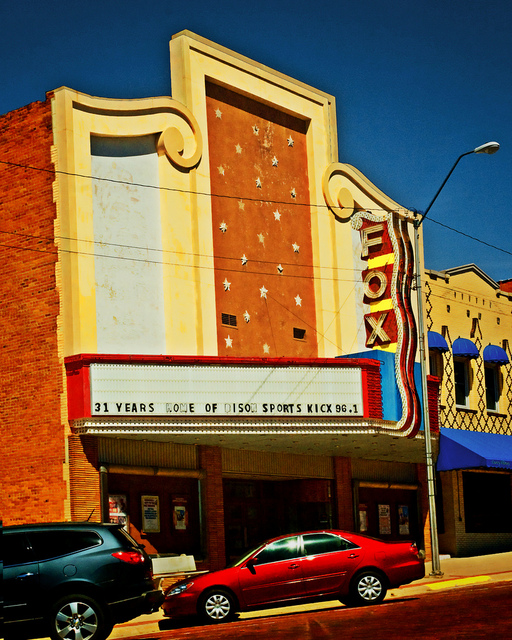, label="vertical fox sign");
[323,163,422,437]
